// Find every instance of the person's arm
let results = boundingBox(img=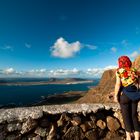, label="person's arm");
[114,75,121,102]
